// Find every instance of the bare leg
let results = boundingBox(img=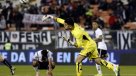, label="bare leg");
[95,64,102,75]
[94,58,120,76]
[32,60,39,76]
[46,70,53,76]
[36,71,40,76]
